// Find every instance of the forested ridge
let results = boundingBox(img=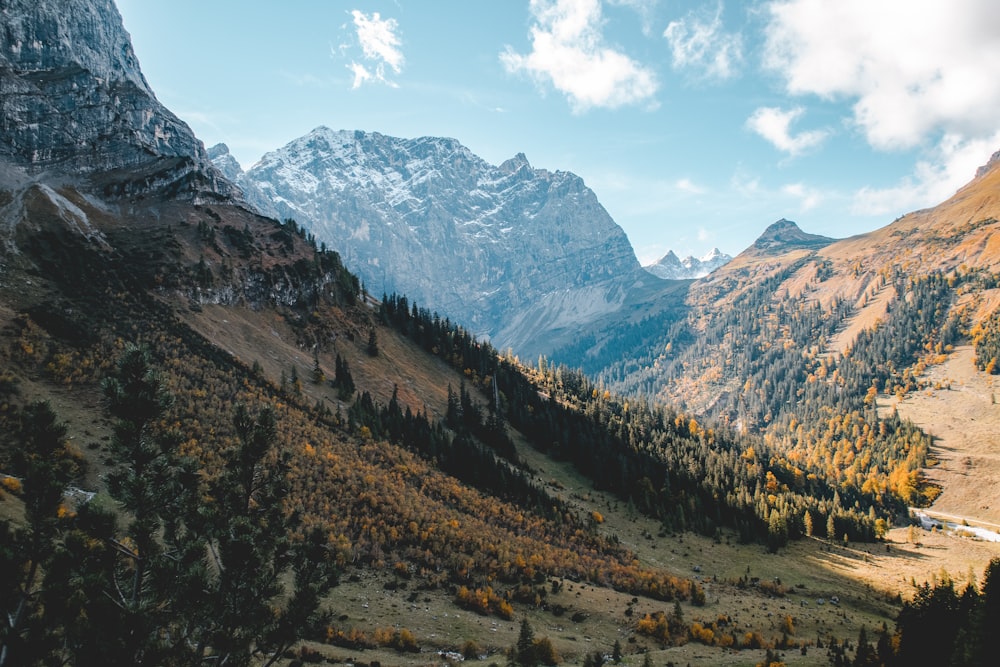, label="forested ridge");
[552,258,1000,525]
